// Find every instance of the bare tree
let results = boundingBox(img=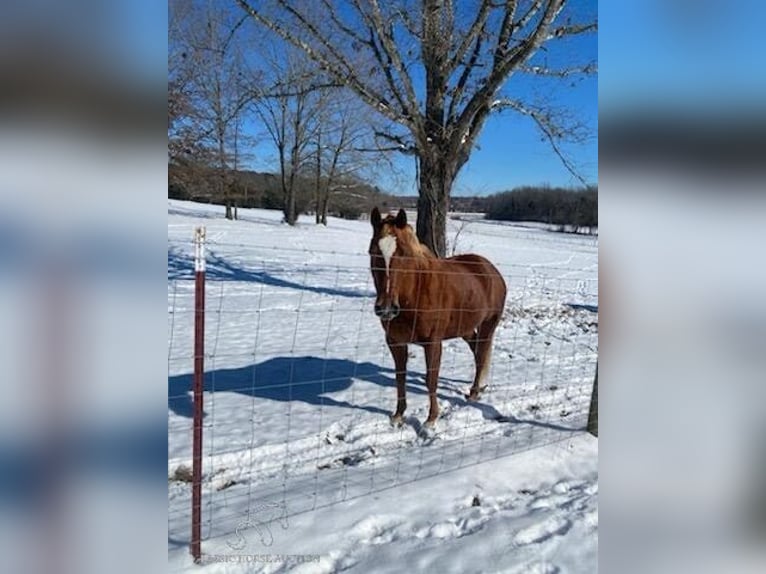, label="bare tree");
[310,90,380,225]
[251,50,327,225]
[169,0,202,166]
[169,0,221,199]
[235,0,596,256]
[174,0,252,219]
